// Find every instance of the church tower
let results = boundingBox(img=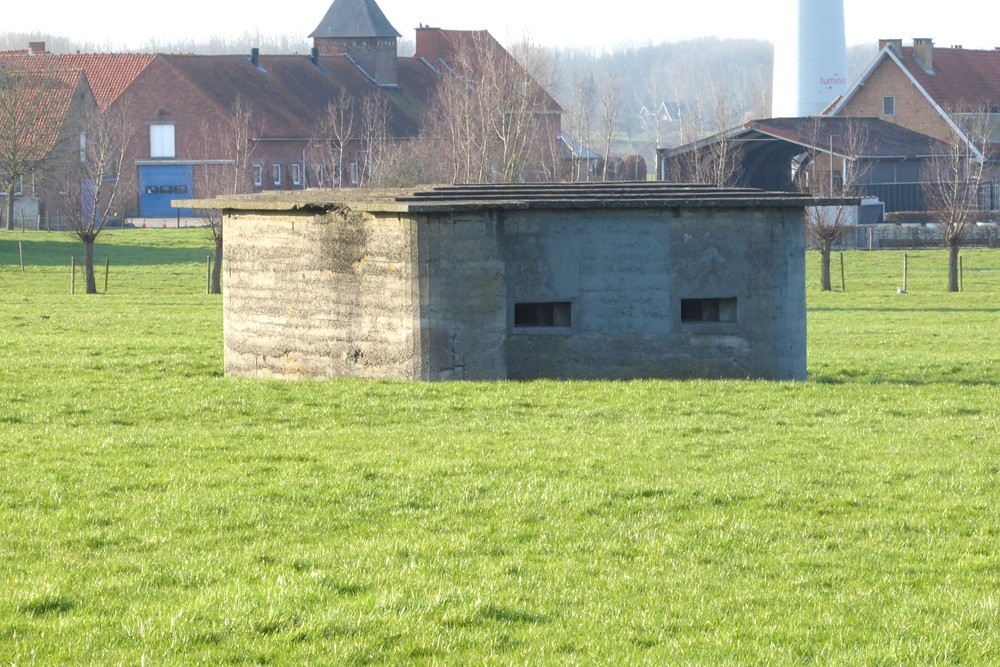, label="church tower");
[310,0,401,86]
